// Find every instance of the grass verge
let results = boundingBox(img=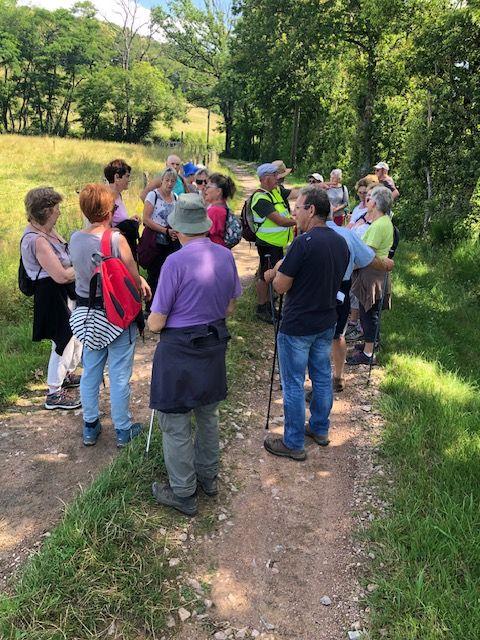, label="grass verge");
[0,287,259,639]
[366,241,480,639]
[0,133,218,406]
